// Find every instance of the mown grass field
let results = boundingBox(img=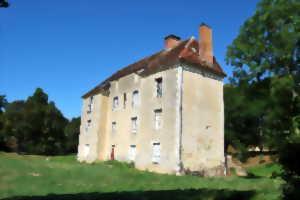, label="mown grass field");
[0,152,283,200]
